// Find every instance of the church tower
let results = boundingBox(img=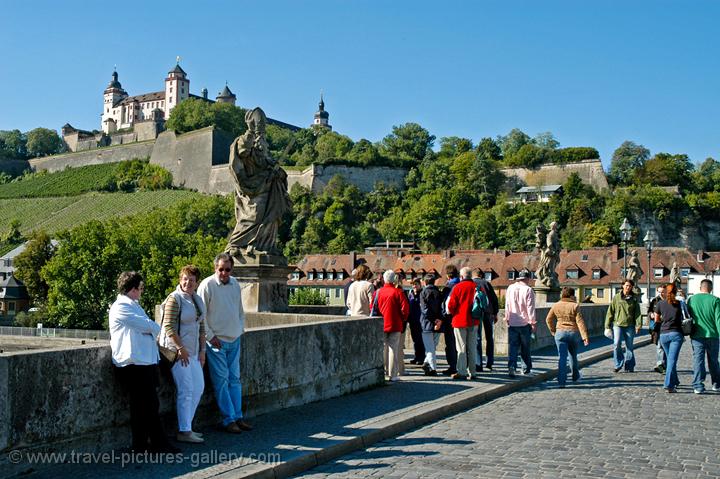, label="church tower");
[101,69,127,133]
[312,94,331,130]
[215,83,237,105]
[165,59,189,117]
